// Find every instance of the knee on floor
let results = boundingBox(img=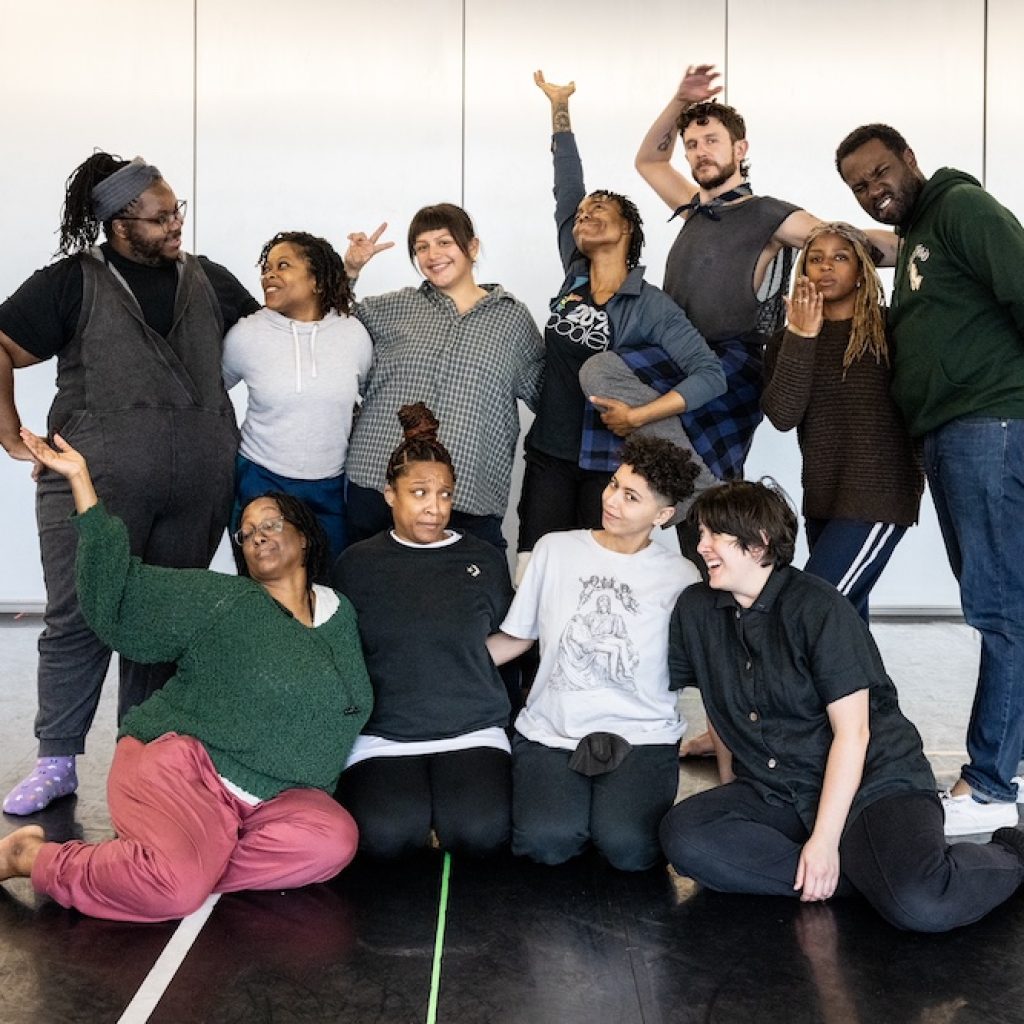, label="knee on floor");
[438,812,510,858]
[595,830,662,873]
[512,822,588,865]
